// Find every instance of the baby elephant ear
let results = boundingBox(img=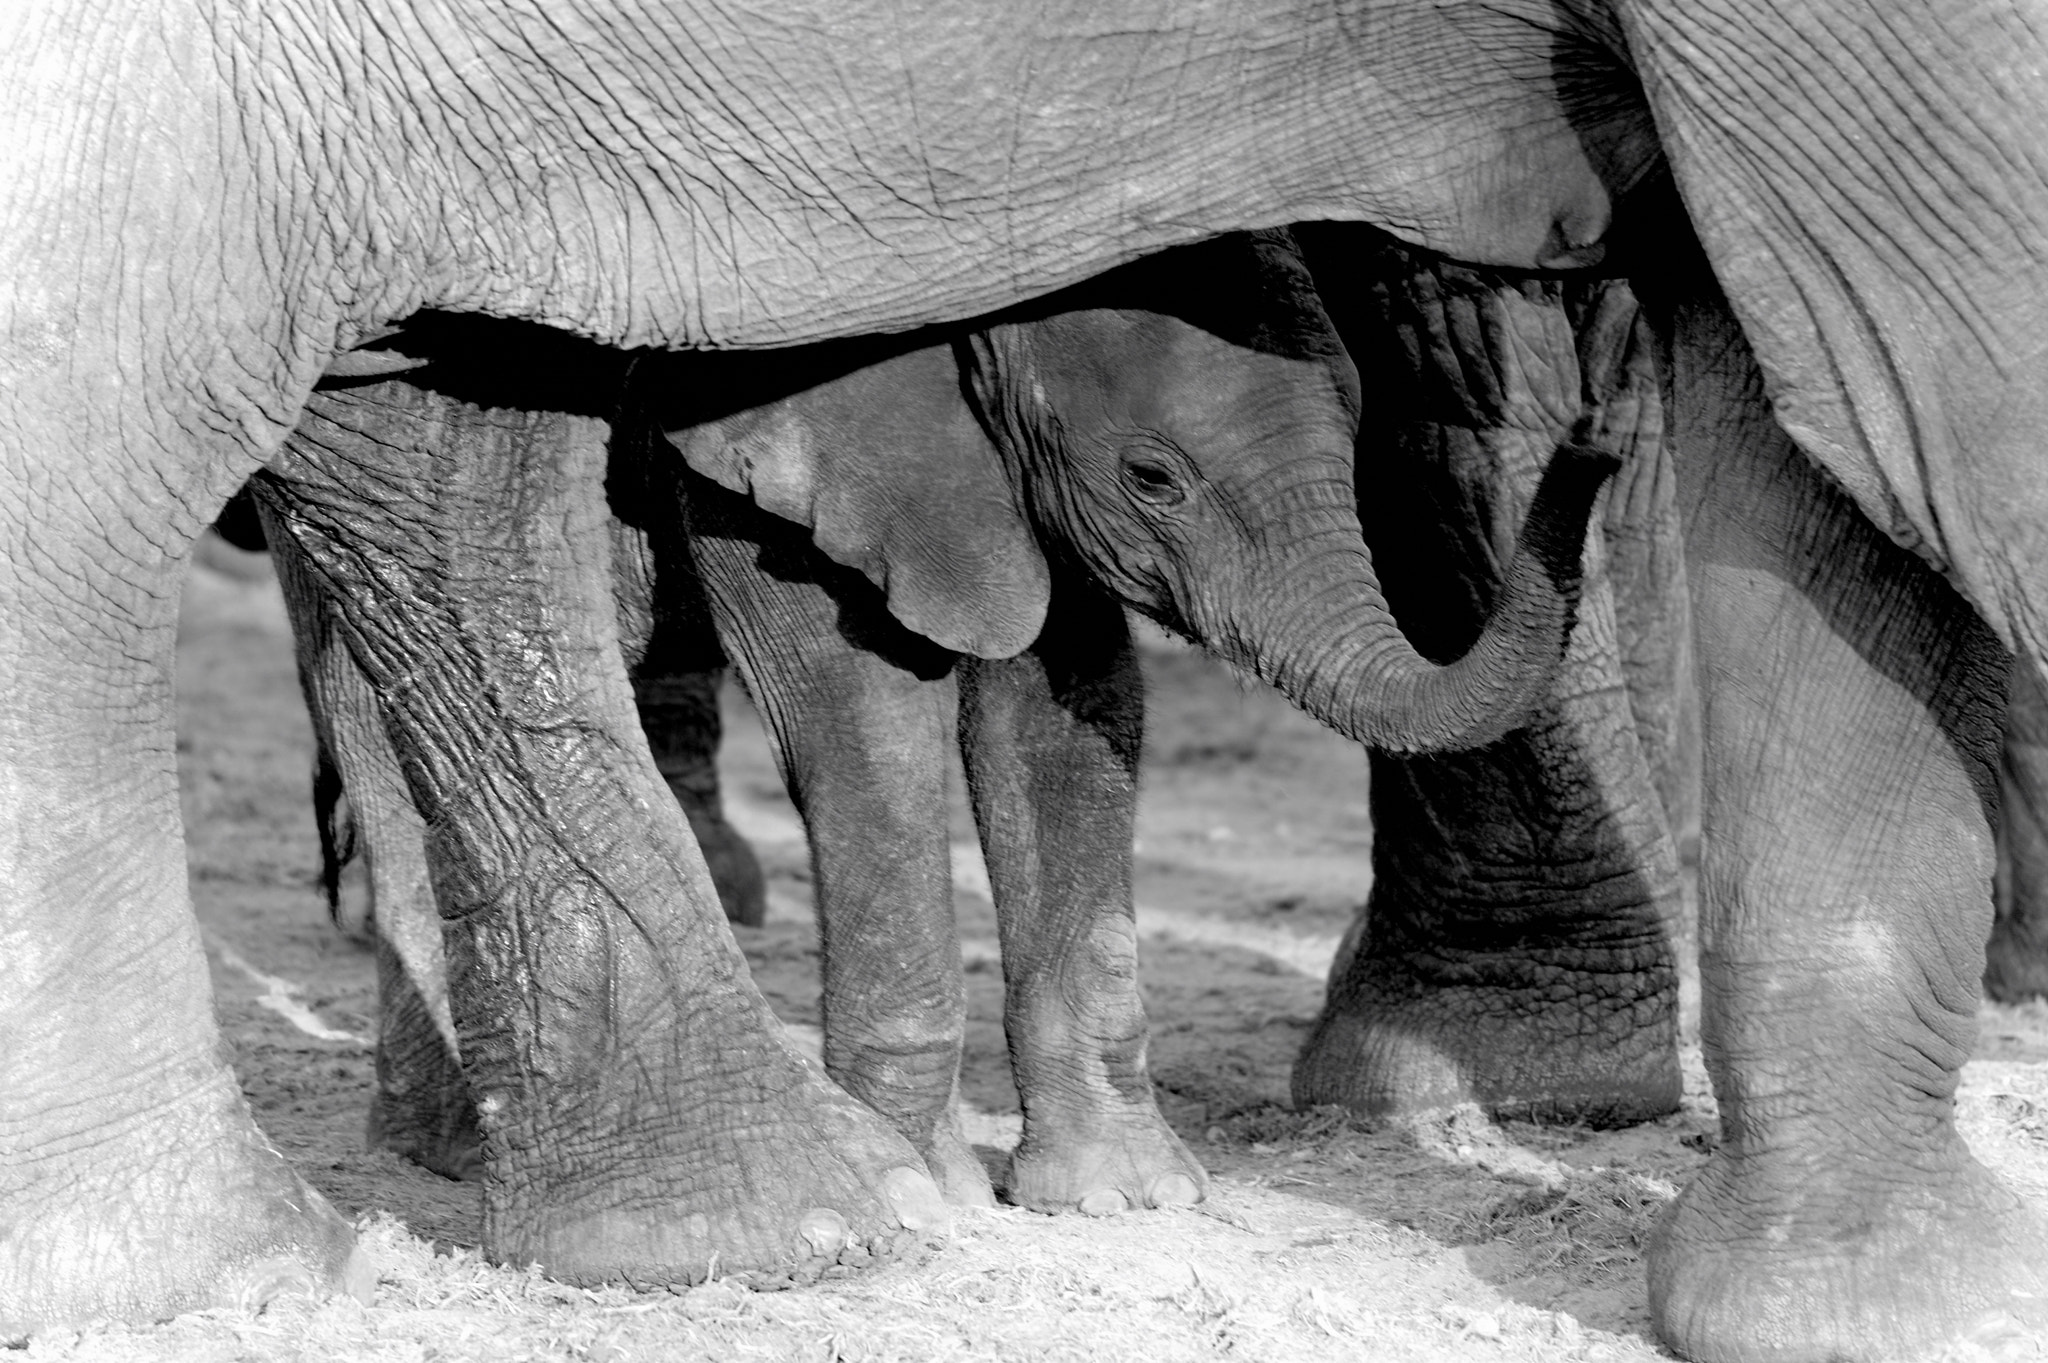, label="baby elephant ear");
[657,343,1051,659]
